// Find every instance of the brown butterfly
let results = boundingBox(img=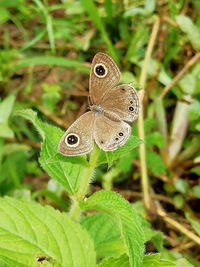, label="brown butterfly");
[58,52,139,156]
